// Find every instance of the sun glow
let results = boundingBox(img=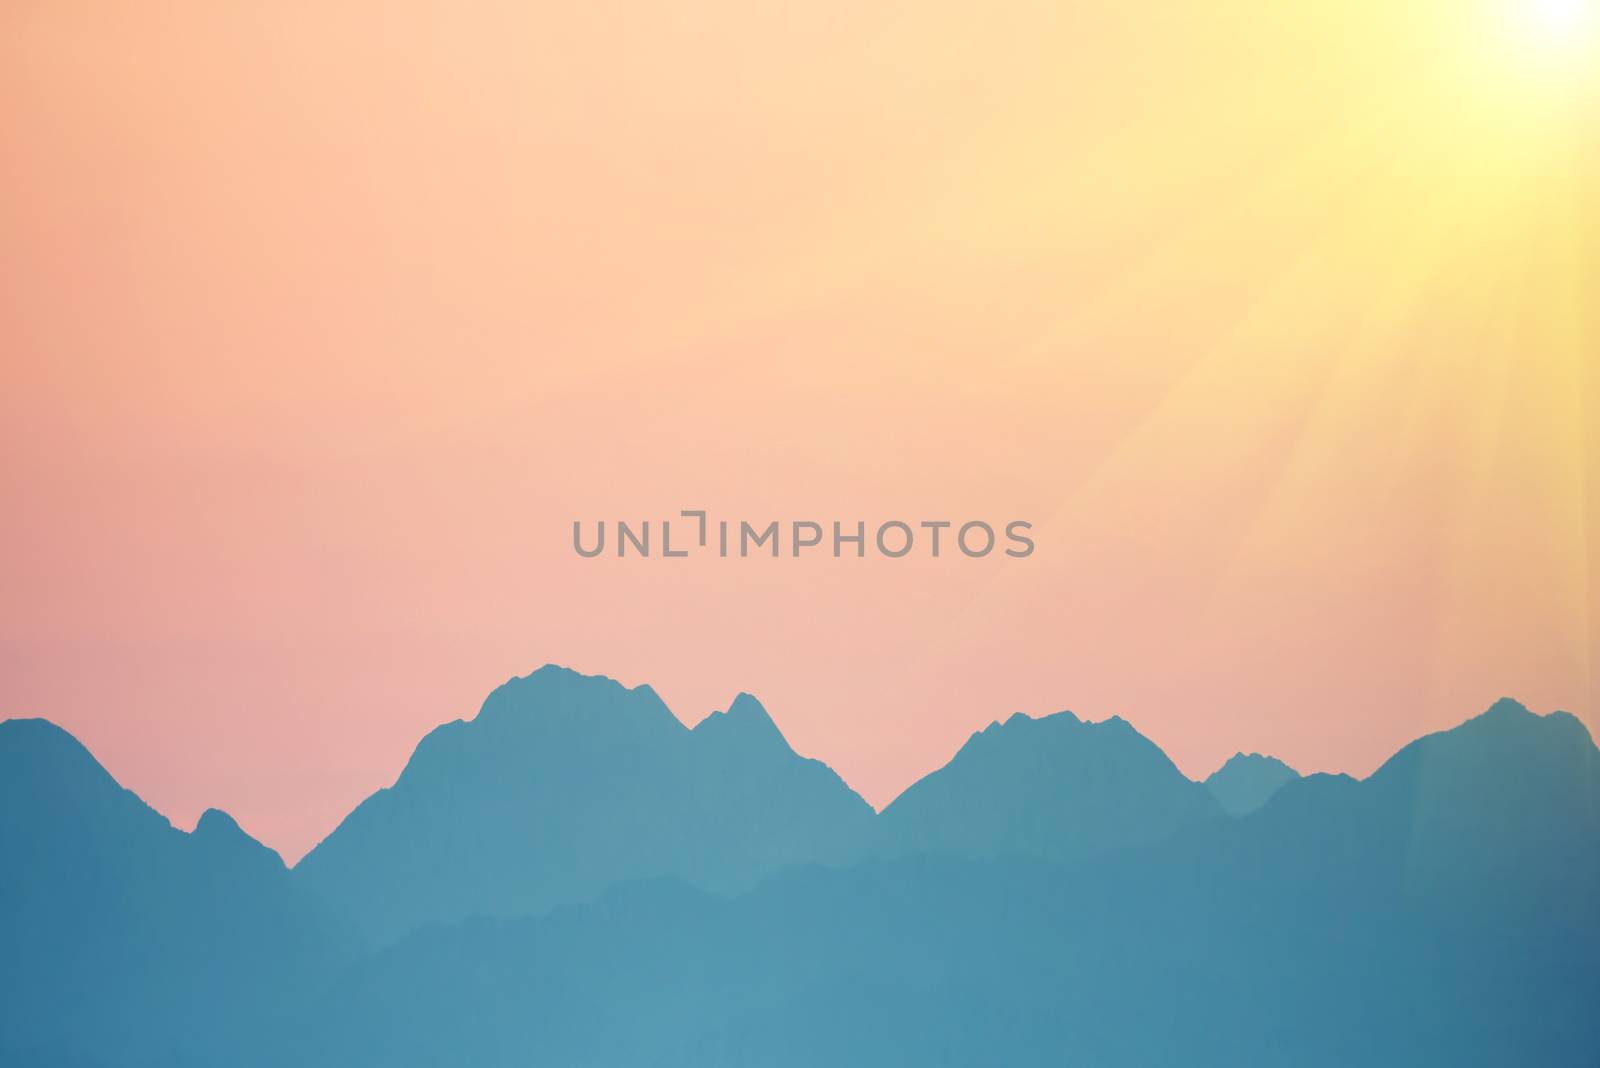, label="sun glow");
[1512,0,1597,64]
[1529,0,1592,37]
[1452,0,1600,126]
